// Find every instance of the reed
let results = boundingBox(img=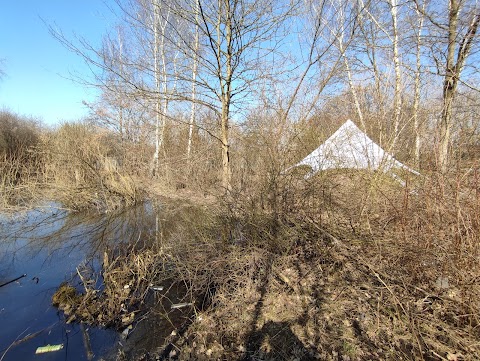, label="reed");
[41,122,141,211]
